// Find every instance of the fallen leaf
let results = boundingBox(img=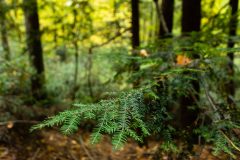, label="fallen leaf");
[176,55,192,66]
[7,121,14,129]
